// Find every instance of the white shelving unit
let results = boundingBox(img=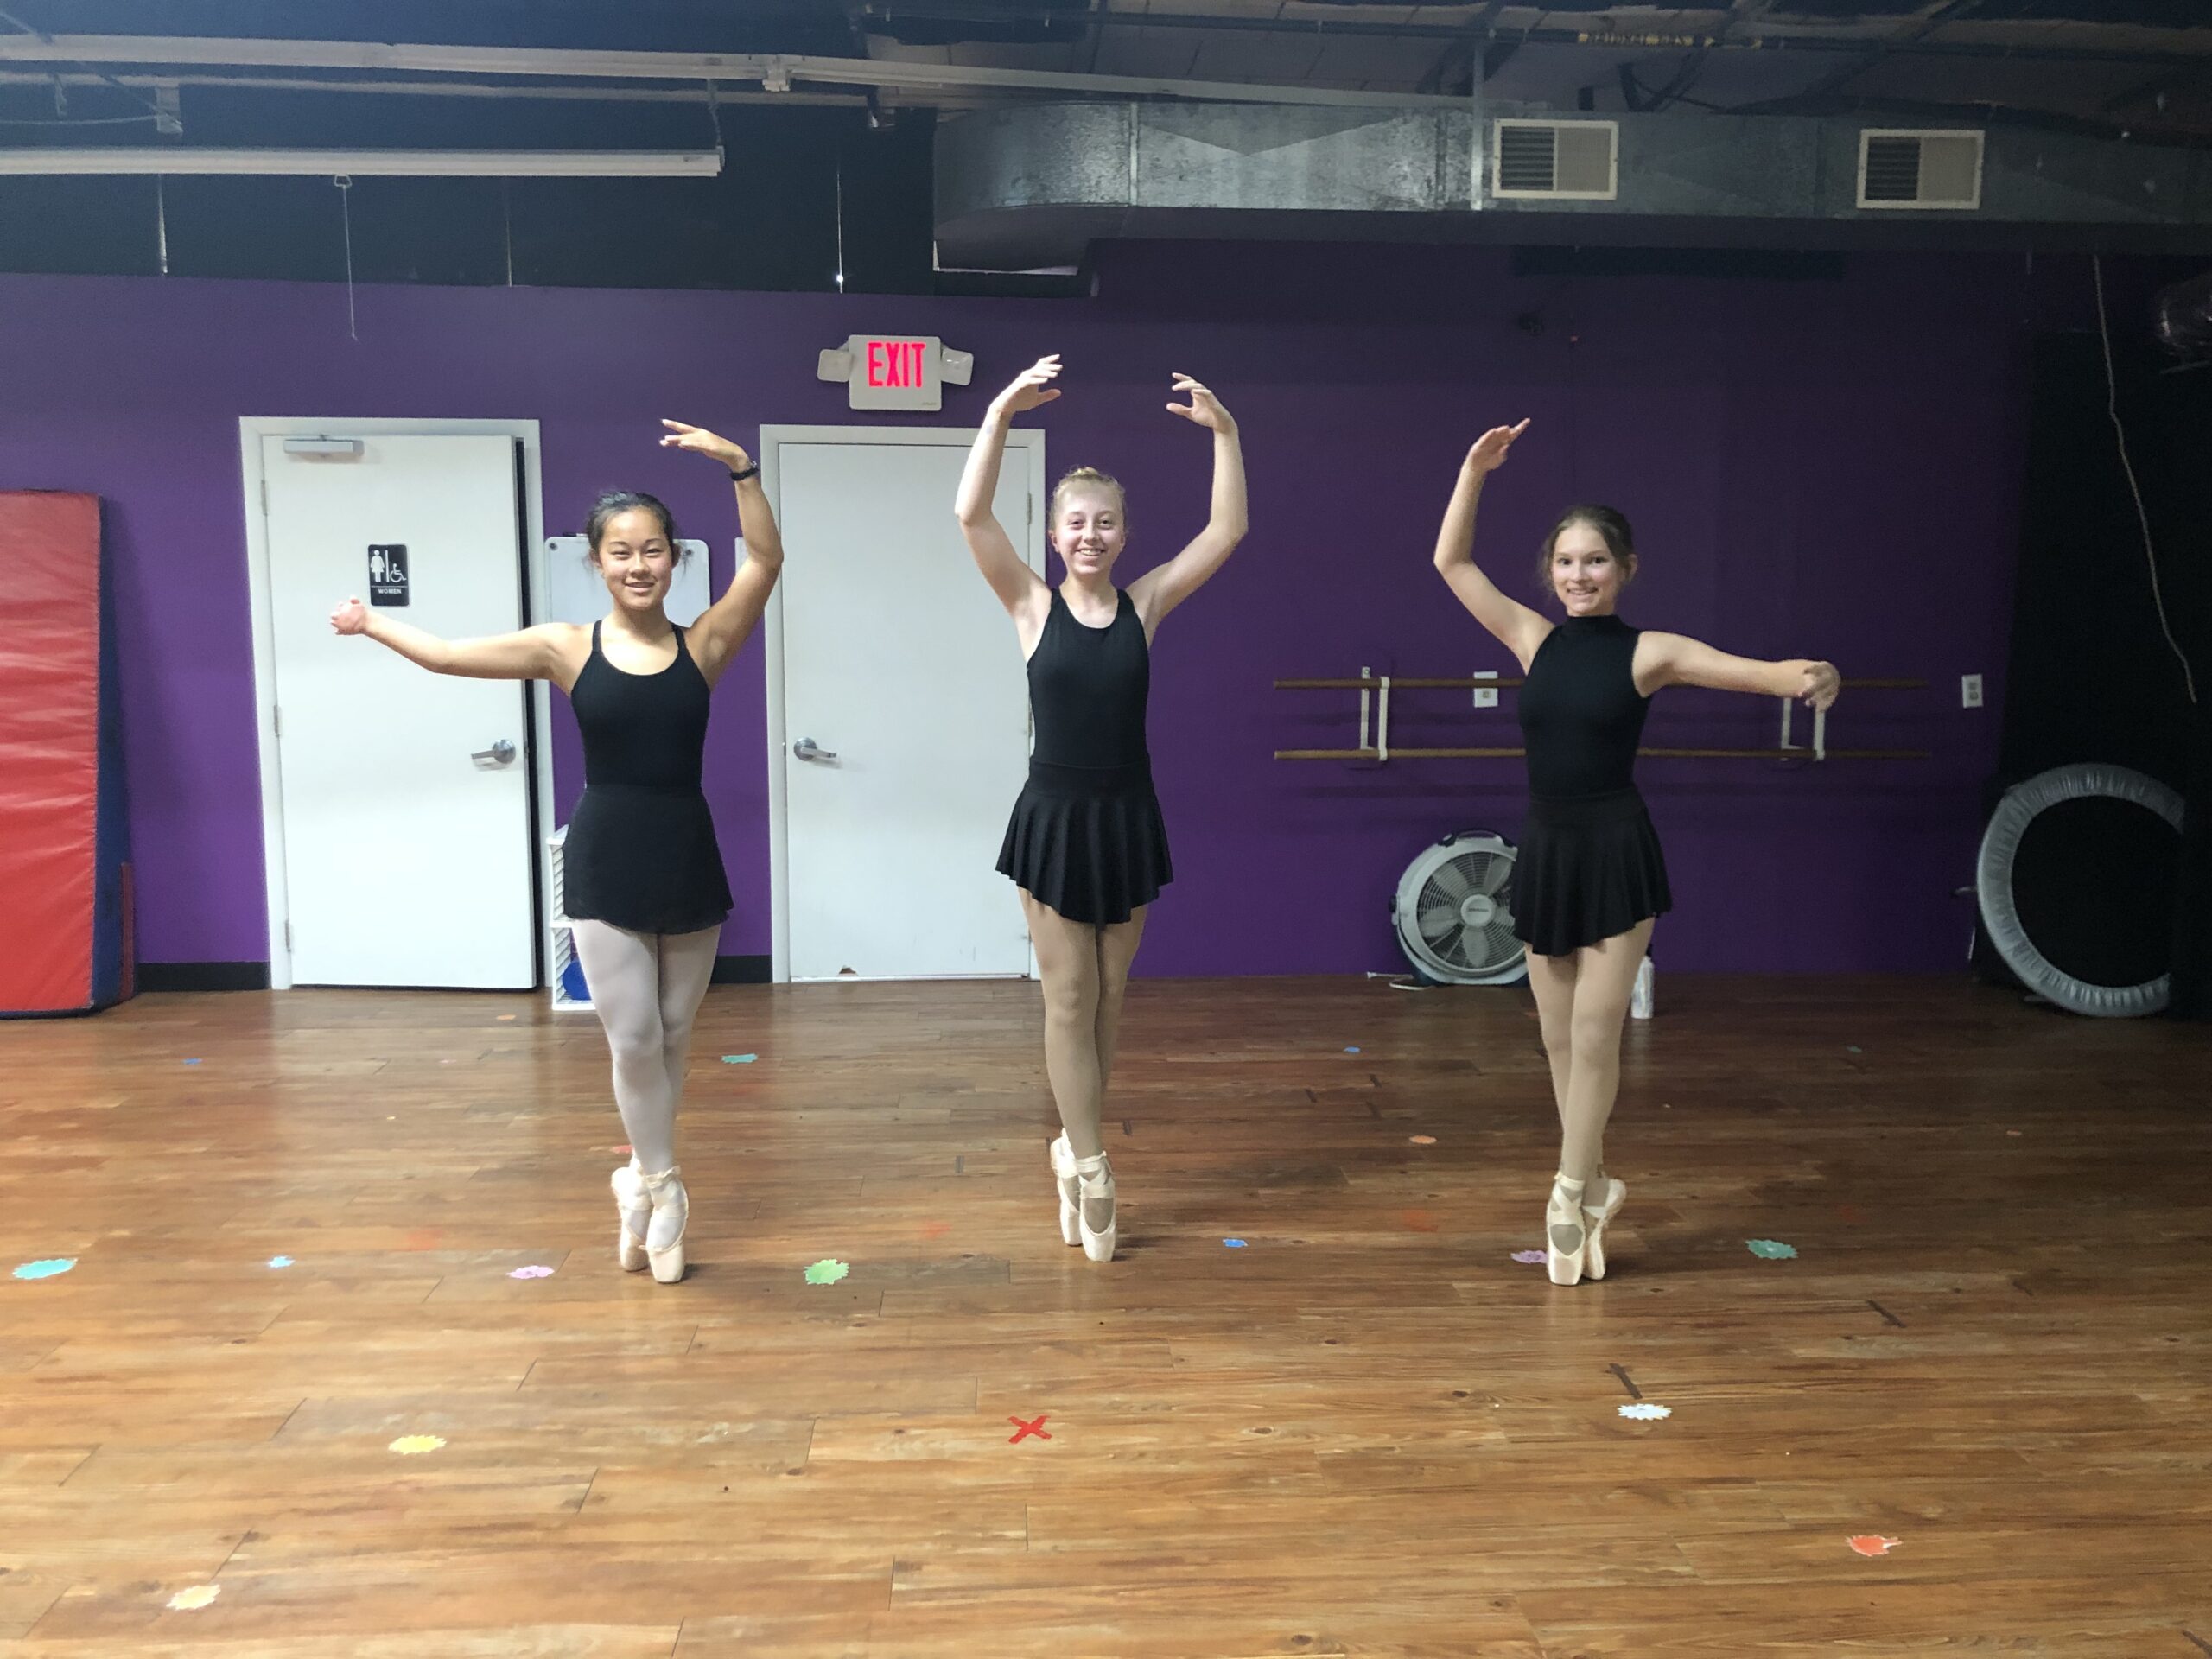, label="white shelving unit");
[548,824,593,1011]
